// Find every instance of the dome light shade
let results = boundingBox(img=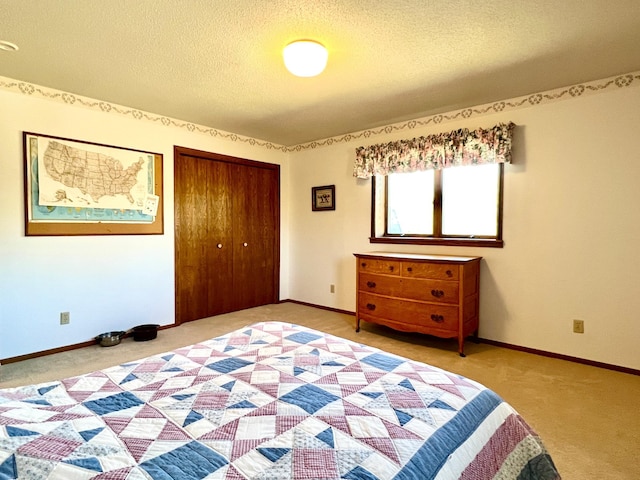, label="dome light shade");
[283,40,328,77]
